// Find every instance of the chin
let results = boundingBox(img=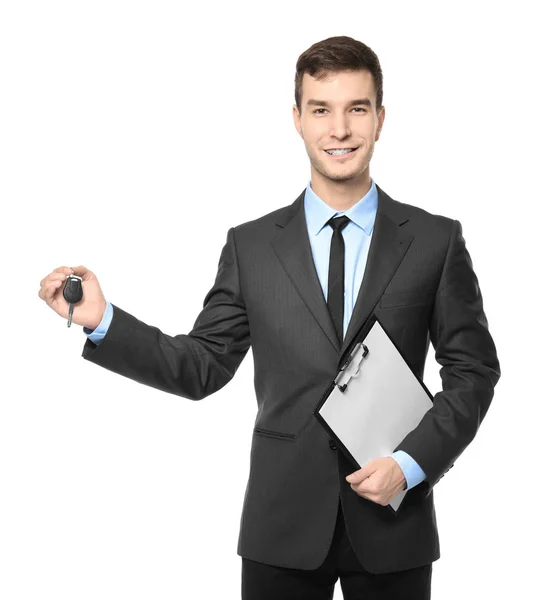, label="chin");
[320,168,359,183]
[328,173,359,183]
